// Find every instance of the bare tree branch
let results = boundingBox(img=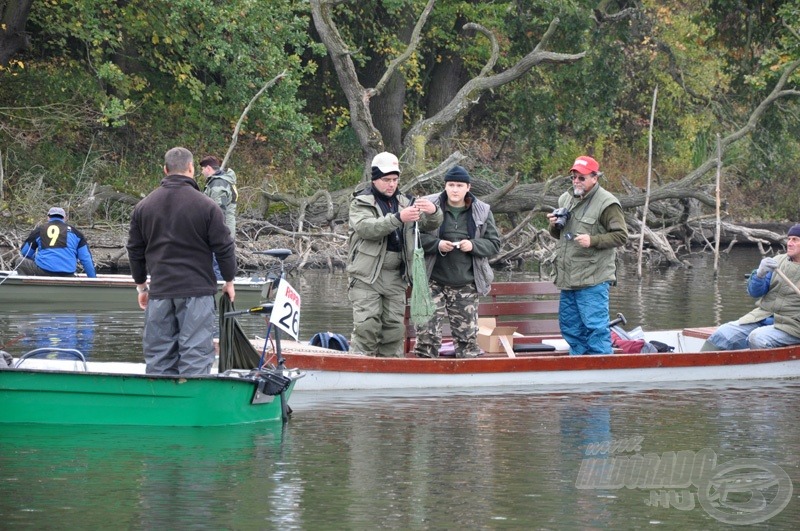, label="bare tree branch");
[370,0,436,99]
[221,70,286,170]
[463,23,499,77]
[662,58,800,190]
[310,0,385,170]
[403,18,585,165]
[400,151,465,192]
